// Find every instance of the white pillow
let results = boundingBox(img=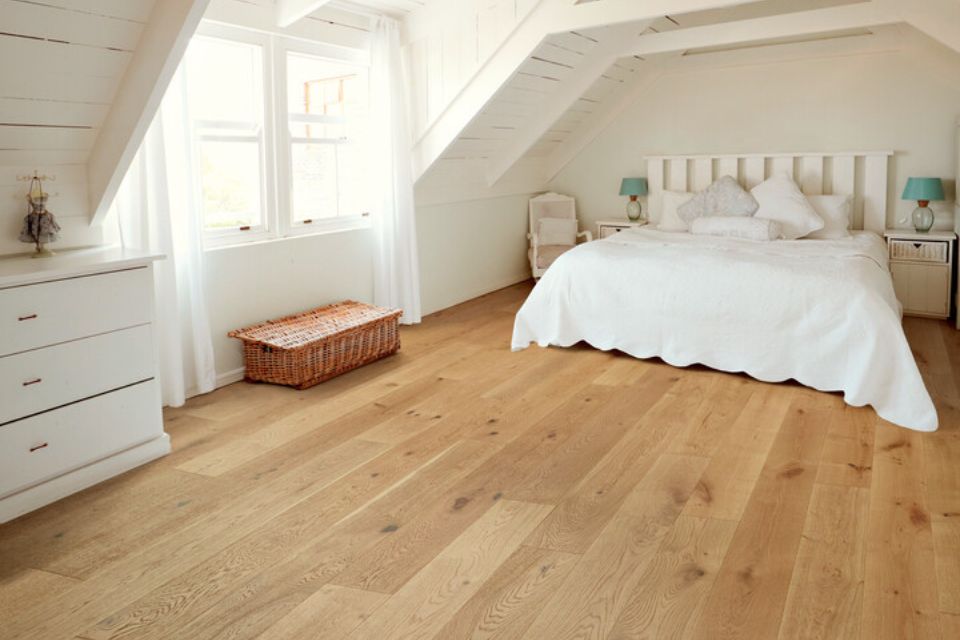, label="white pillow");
[690,216,782,241]
[805,194,852,240]
[537,217,577,246]
[750,174,824,240]
[678,175,758,224]
[657,191,694,232]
